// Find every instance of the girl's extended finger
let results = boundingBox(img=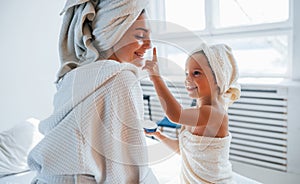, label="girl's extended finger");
[153,47,157,62]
